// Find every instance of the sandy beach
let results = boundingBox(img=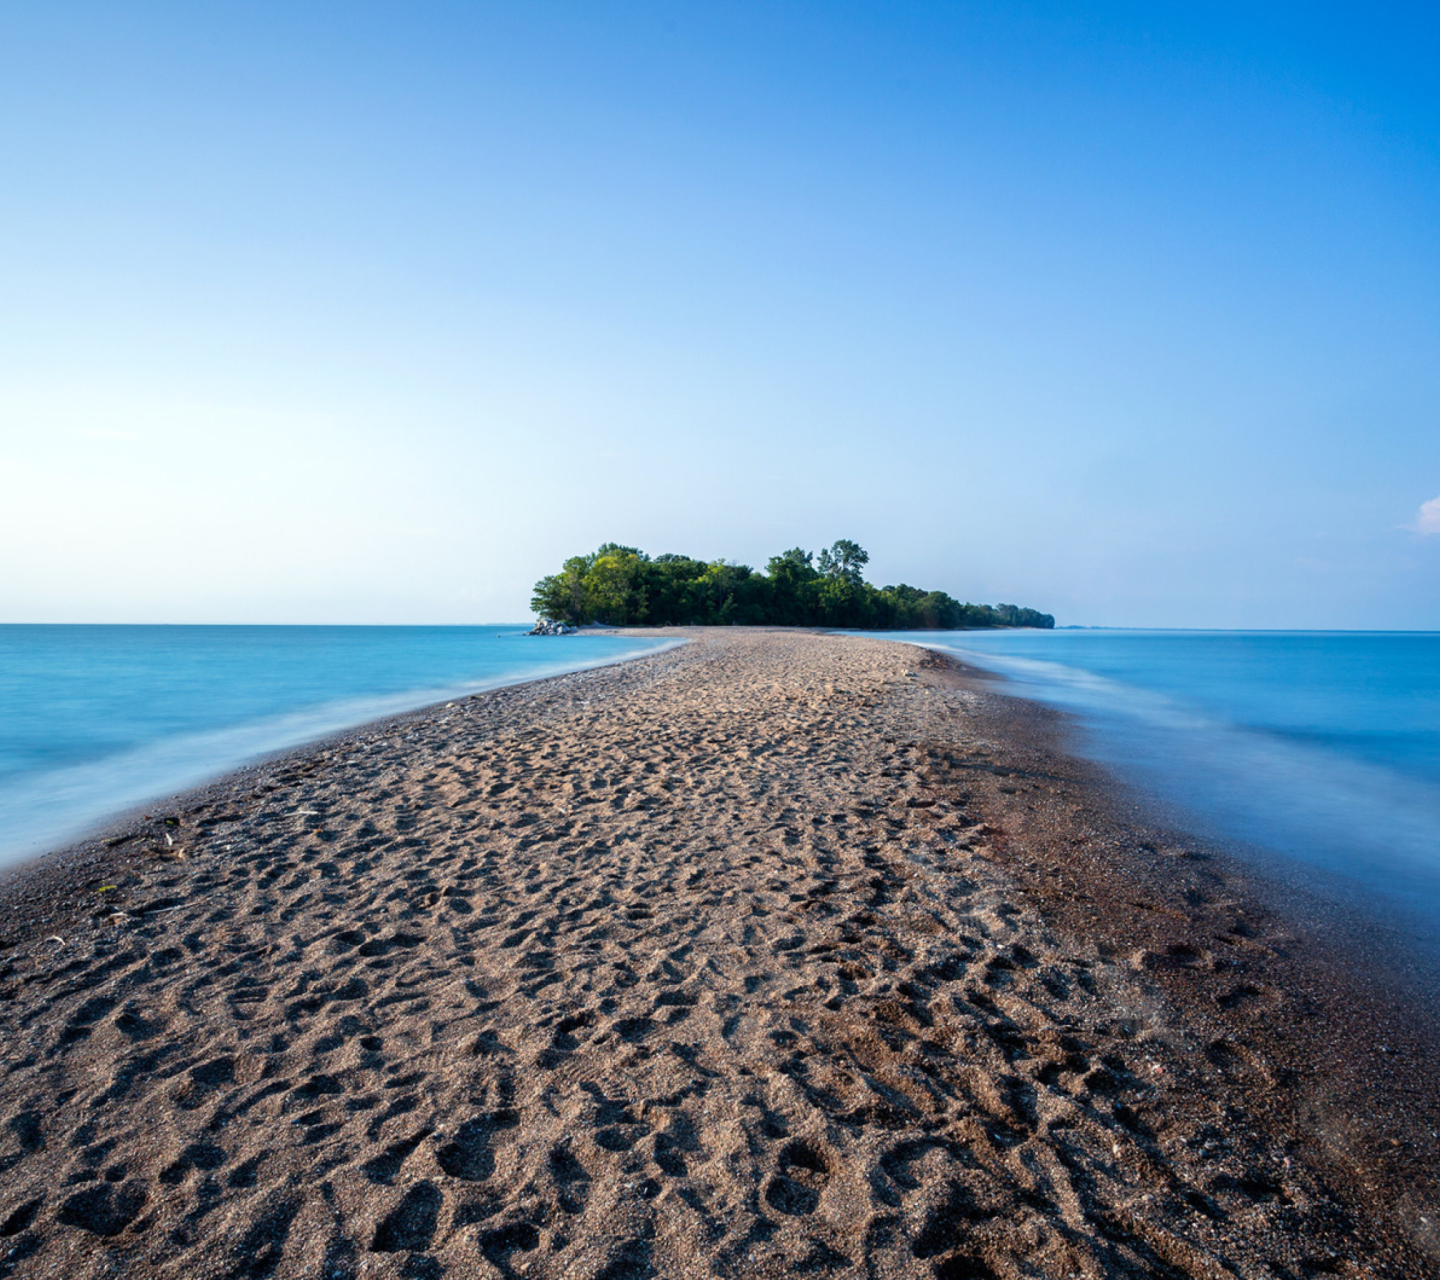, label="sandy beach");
[1,630,1437,1279]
